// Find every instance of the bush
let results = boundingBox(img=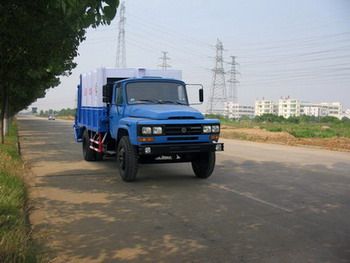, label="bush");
[255,114,284,123]
[265,127,283,132]
[320,116,340,124]
[300,115,319,123]
[57,108,76,117]
[286,116,300,124]
[289,127,338,138]
[341,117,350,123]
